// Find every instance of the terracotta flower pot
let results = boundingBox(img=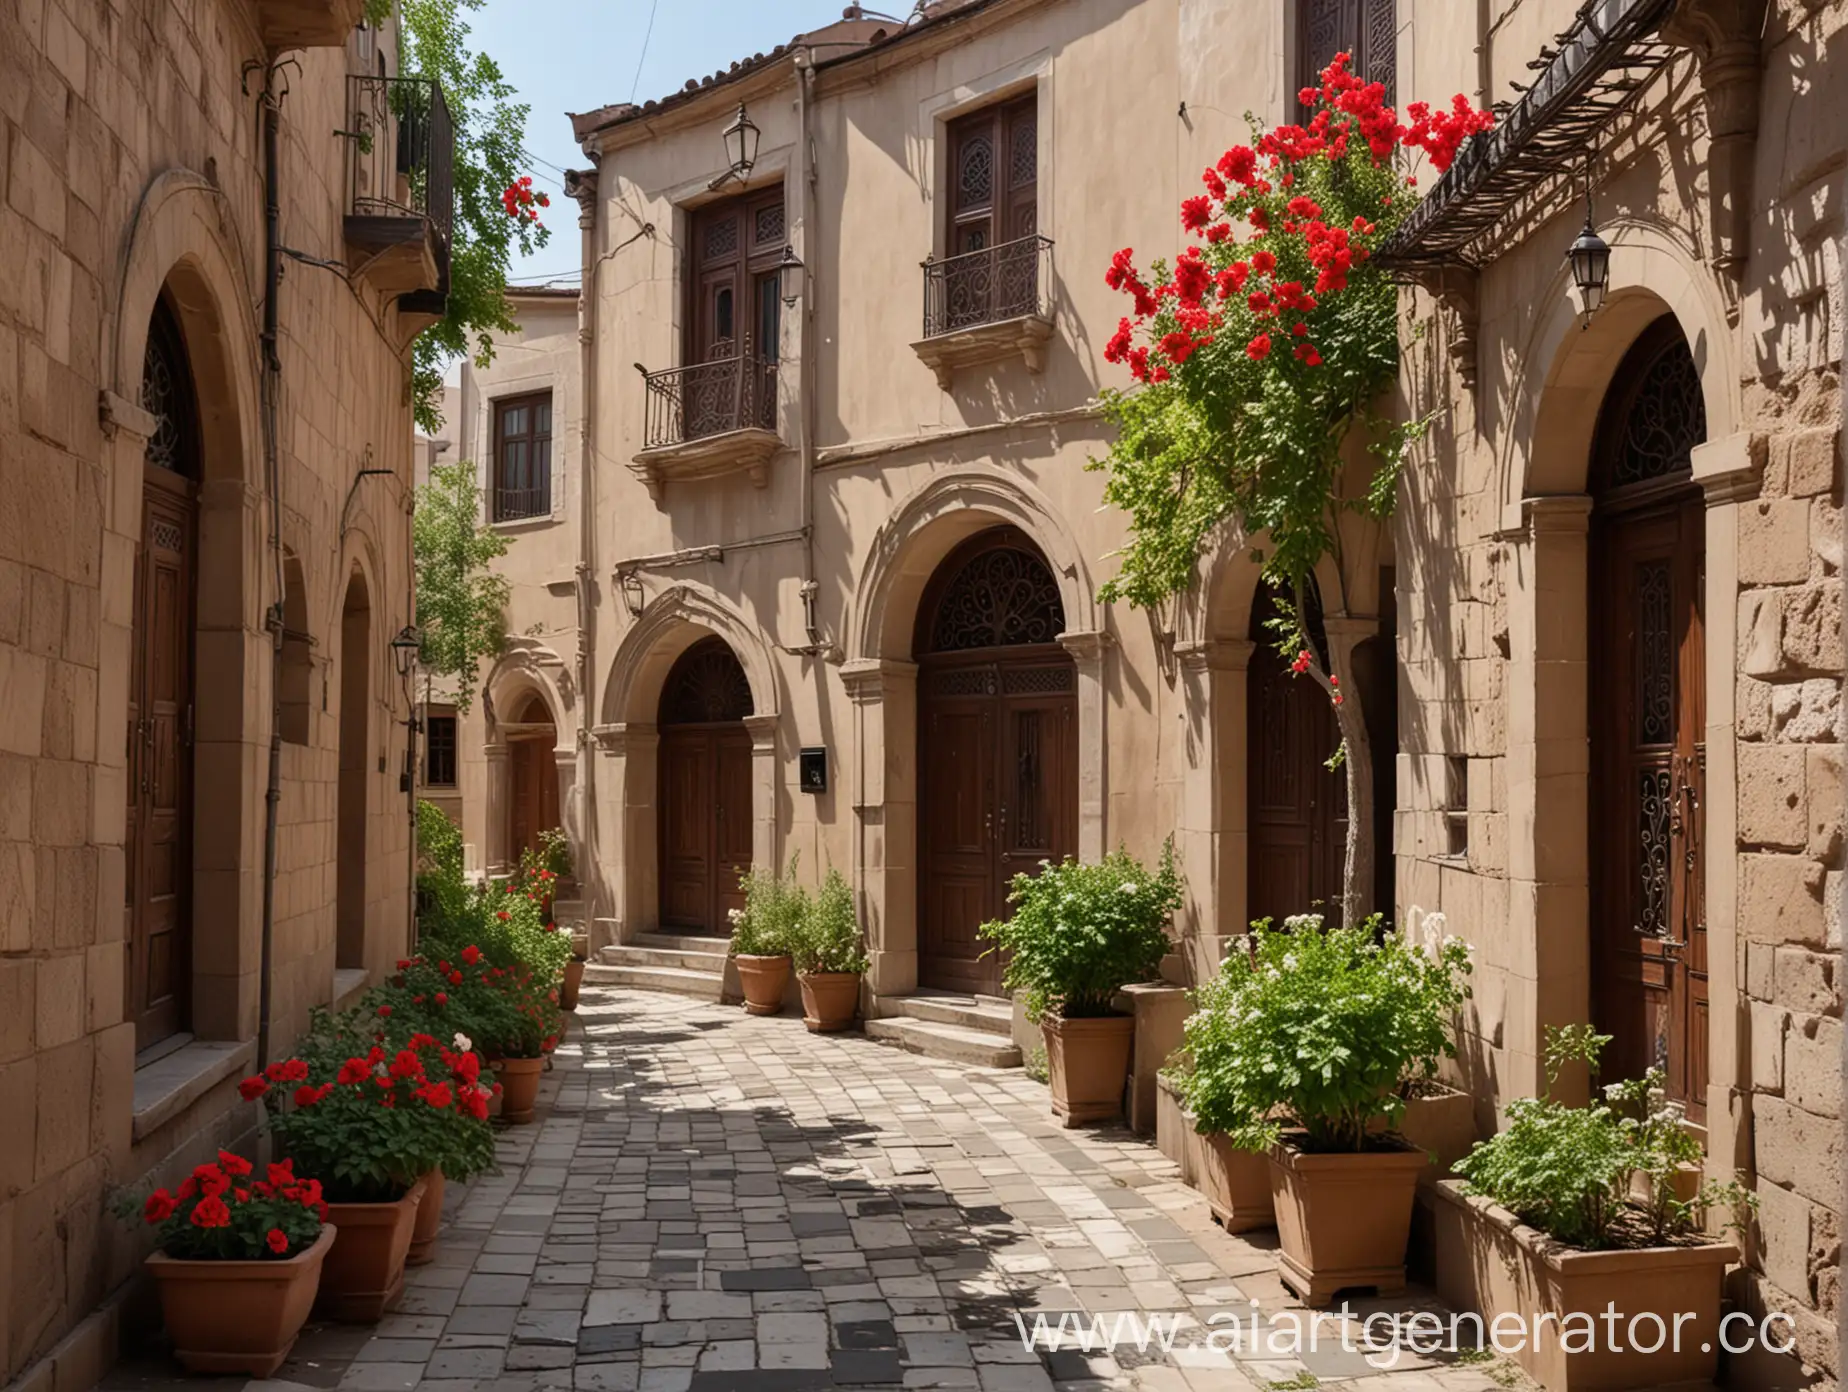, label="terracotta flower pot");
[1431,1180,1737,1391]
[1196,1132,1276,1233]
[1267,1136,1427,1305]
[407,1168,444,1266]
[498,1056,544,1123]
[1040,1014,1134,1127]
[797,971,861,1032]
[735,953,791,1015]
[559,958,586,1011]
[316,1178,425,1322]
[147,1225,334,1376]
